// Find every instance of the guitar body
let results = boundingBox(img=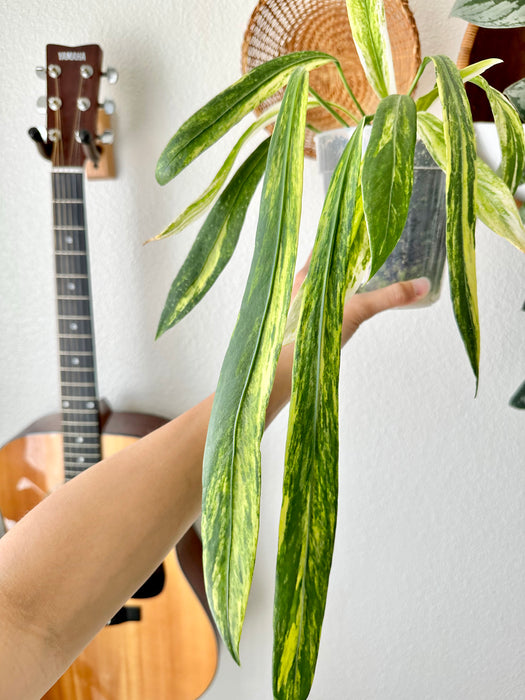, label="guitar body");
[0,410,218,700]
